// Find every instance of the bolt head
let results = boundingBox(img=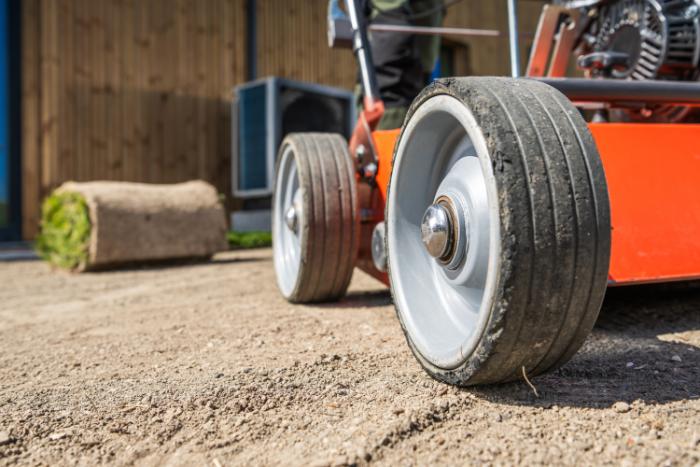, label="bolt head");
[363,162,378,178]
[285,205,298,232]
[371,222,387,272]
[421,203,452,259]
